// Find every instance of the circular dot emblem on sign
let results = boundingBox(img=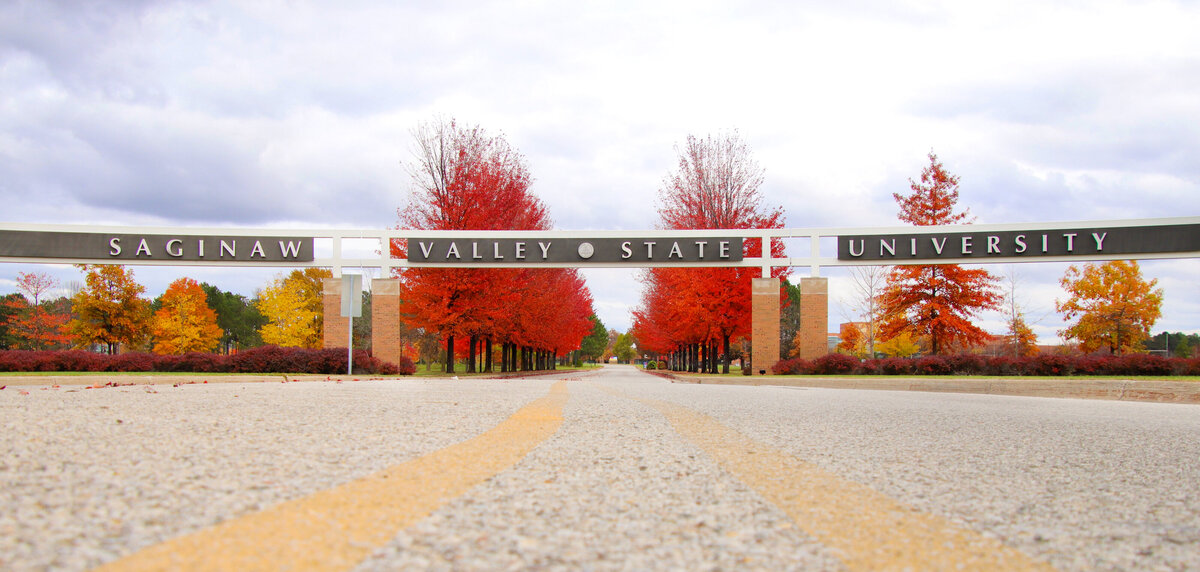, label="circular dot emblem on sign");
[577,242,595,259]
